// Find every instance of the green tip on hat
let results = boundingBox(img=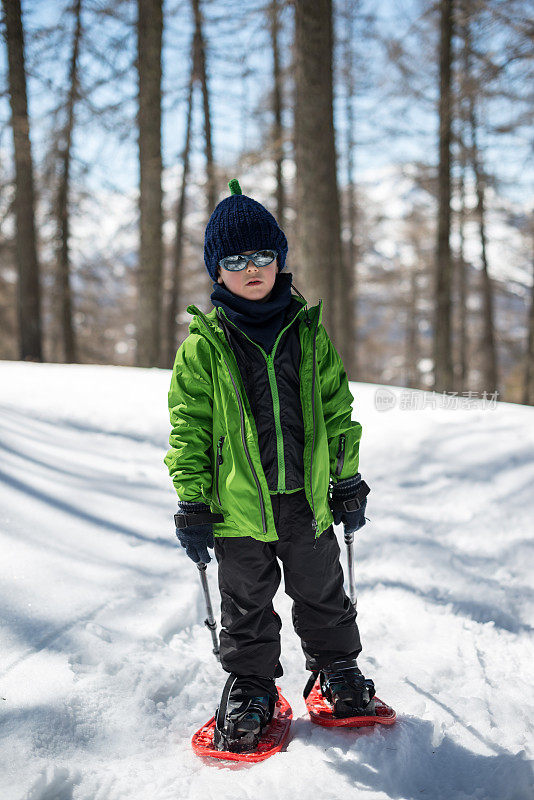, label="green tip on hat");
[228,178,242,196]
